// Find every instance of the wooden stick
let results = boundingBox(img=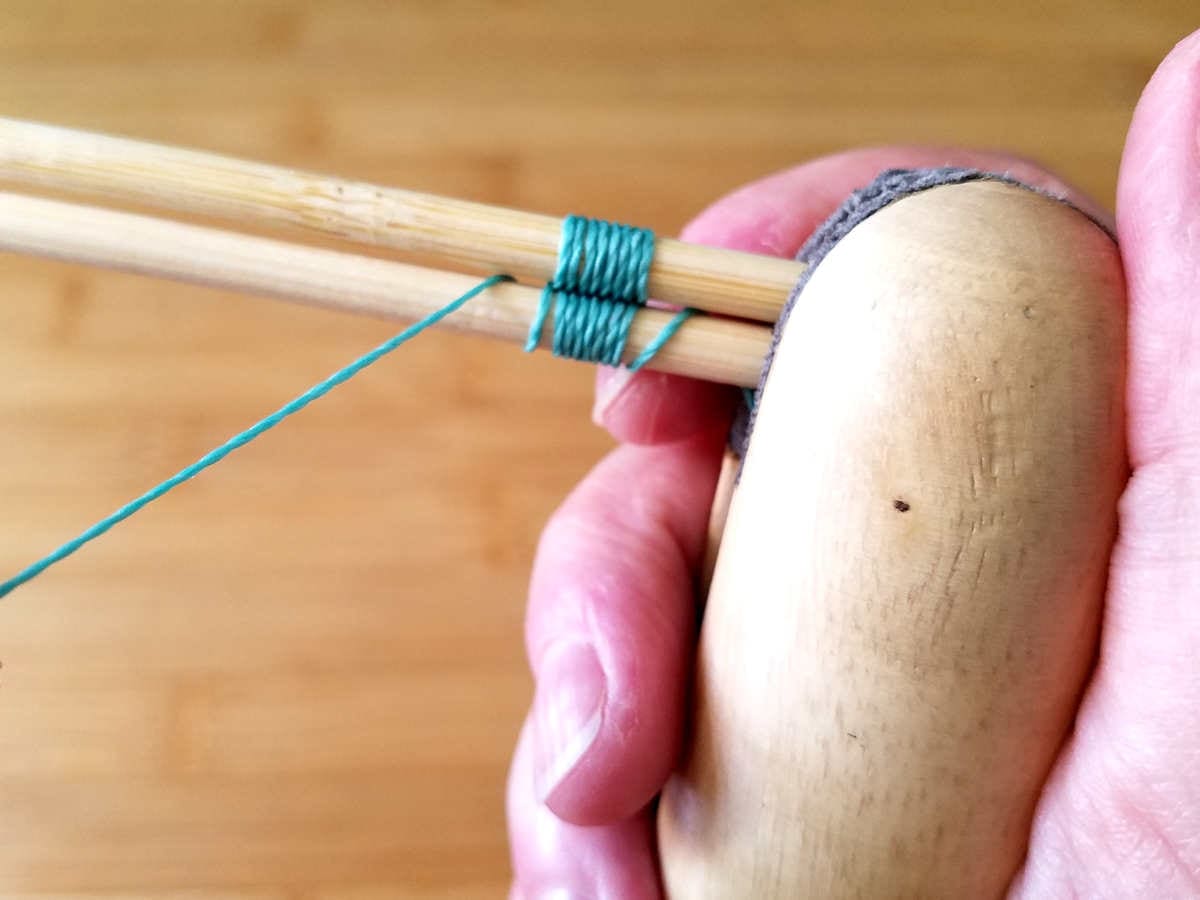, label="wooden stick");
[0,191,769,388]
[0,118,801,323]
